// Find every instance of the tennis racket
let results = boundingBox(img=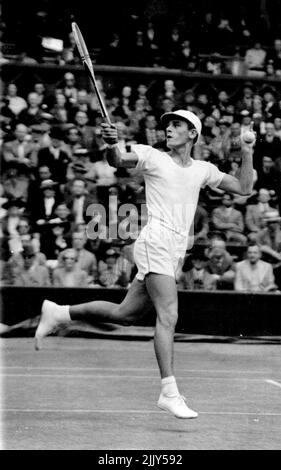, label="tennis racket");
[71,22,112,124]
